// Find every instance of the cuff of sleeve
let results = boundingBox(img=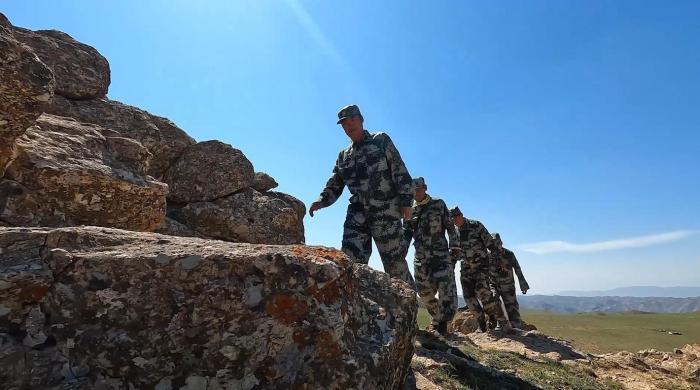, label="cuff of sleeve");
[398,194,413,208]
